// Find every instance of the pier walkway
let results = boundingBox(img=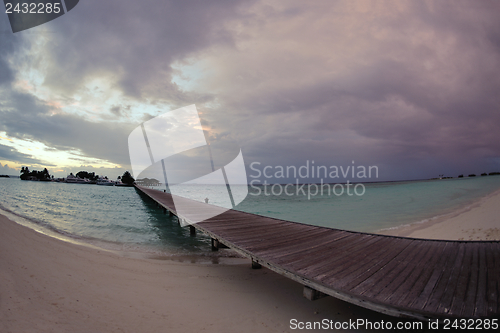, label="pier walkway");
[135,185,499,320]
